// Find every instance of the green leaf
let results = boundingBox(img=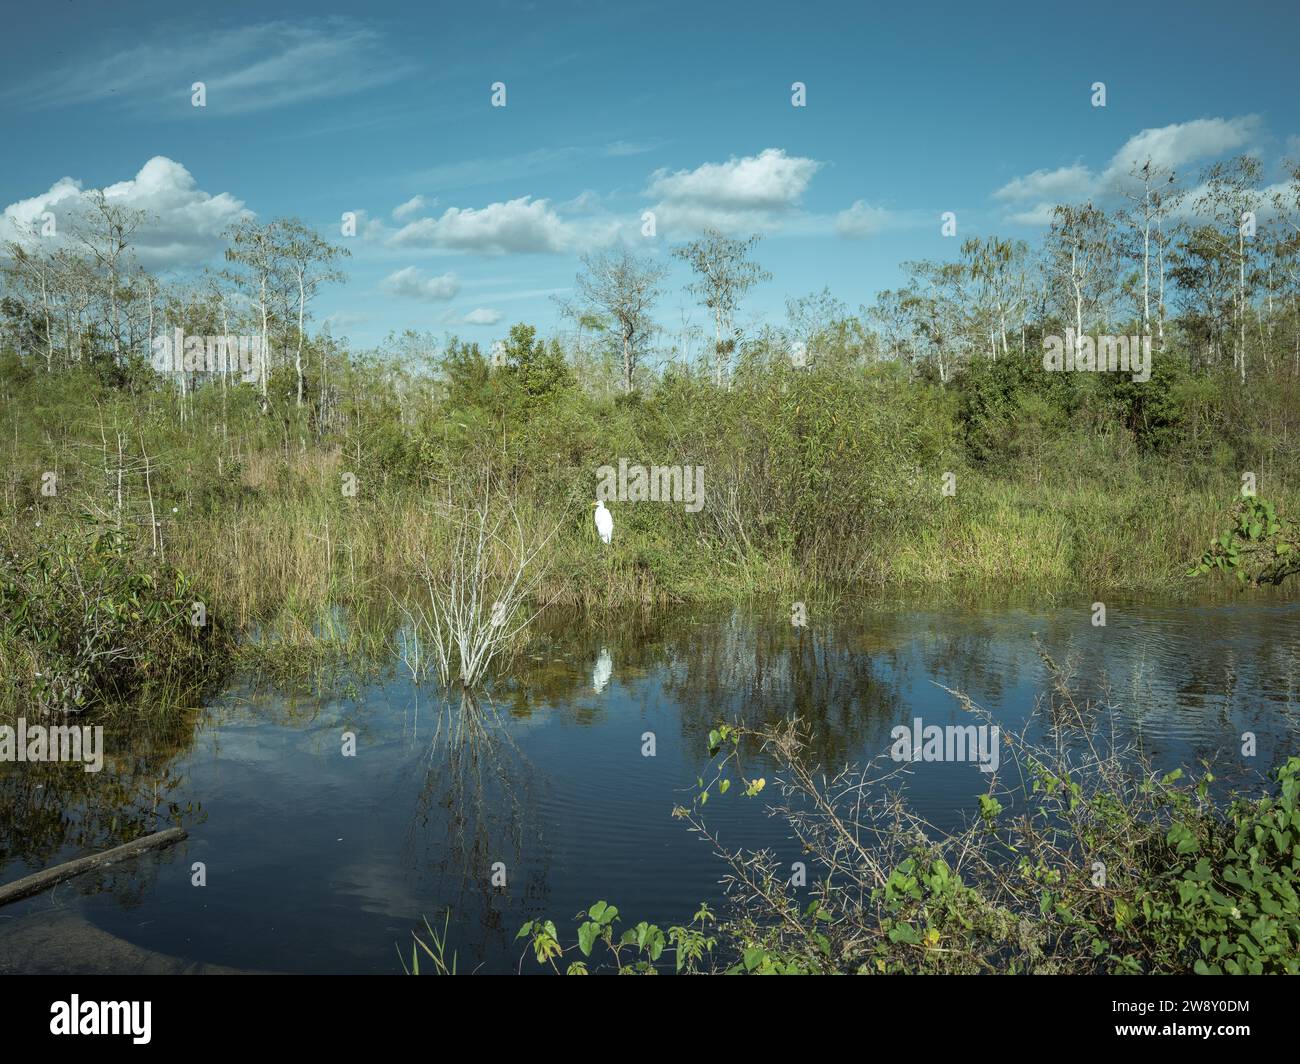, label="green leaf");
[577,921,600,957]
